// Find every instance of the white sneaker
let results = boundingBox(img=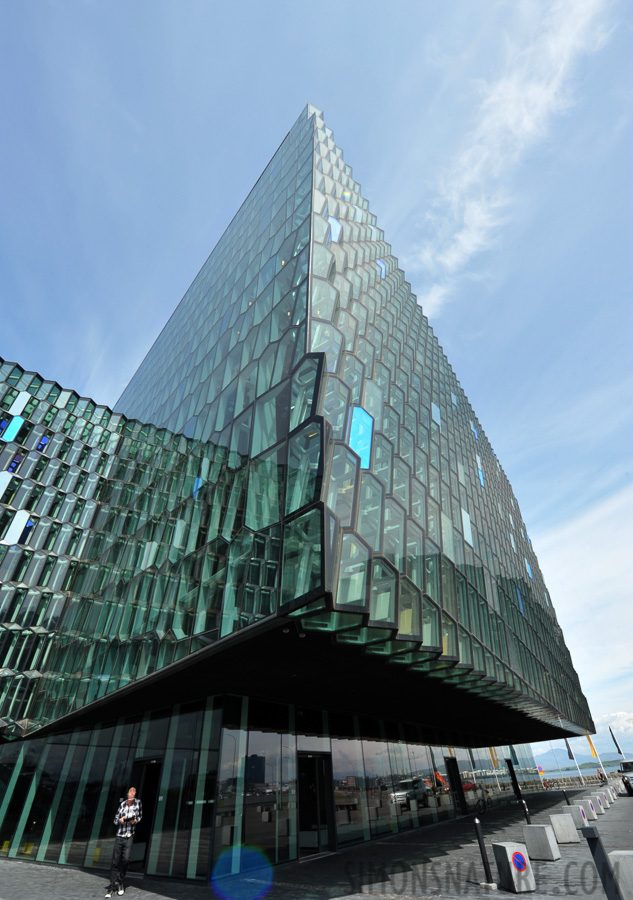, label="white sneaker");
[105,893,112,899]
[118,889,125,896]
